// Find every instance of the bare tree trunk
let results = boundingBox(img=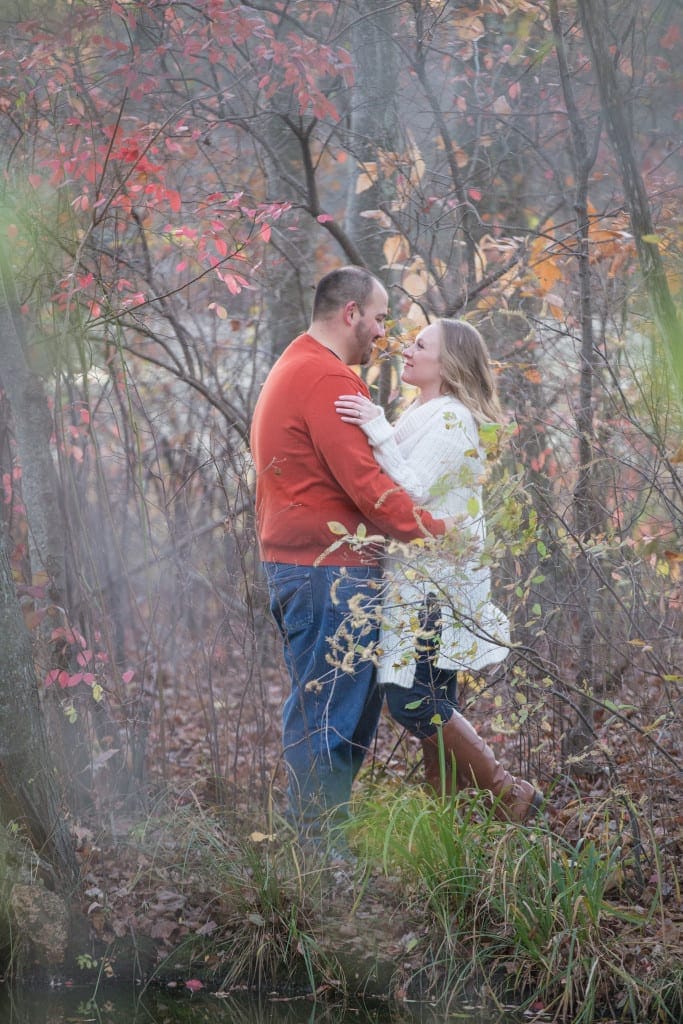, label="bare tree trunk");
[550,0,602,757]
[0,232,94,814]
[410,0,478,296]
[576,0,683,392]
[0,242,66,604]
[0,519,79,886]
[344,1,402,405]
[260,110,316,354]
